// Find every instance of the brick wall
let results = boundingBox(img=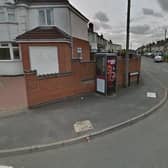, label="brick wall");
[20,38,95,108]
[25,61,96,108]
[72,37,91,61]
[20,39,141,107]
[117,56,141,87]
